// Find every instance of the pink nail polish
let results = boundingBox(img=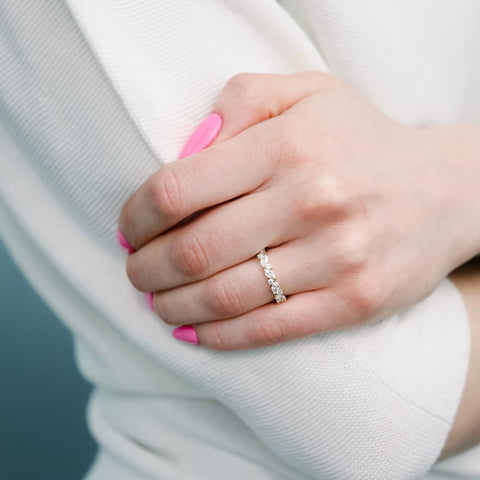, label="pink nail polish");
[178,113,223,159]
[172,325,199,344]
[145,292,155,312]
[117,229,135,253]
